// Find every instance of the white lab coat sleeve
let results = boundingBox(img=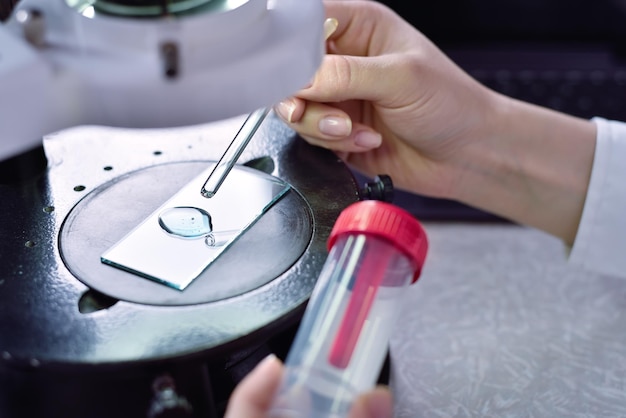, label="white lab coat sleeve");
[569,117,626,278]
